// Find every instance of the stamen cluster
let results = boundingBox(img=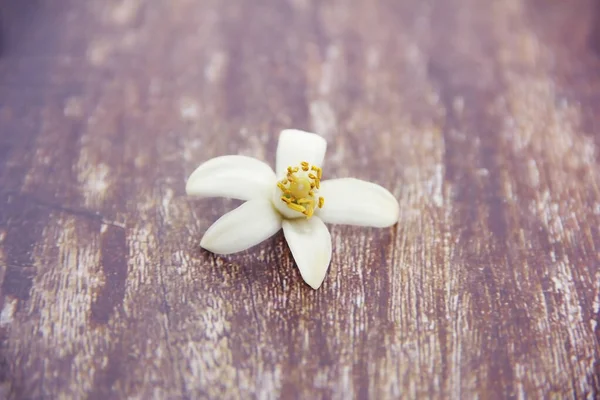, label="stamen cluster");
[277,161,325,218]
